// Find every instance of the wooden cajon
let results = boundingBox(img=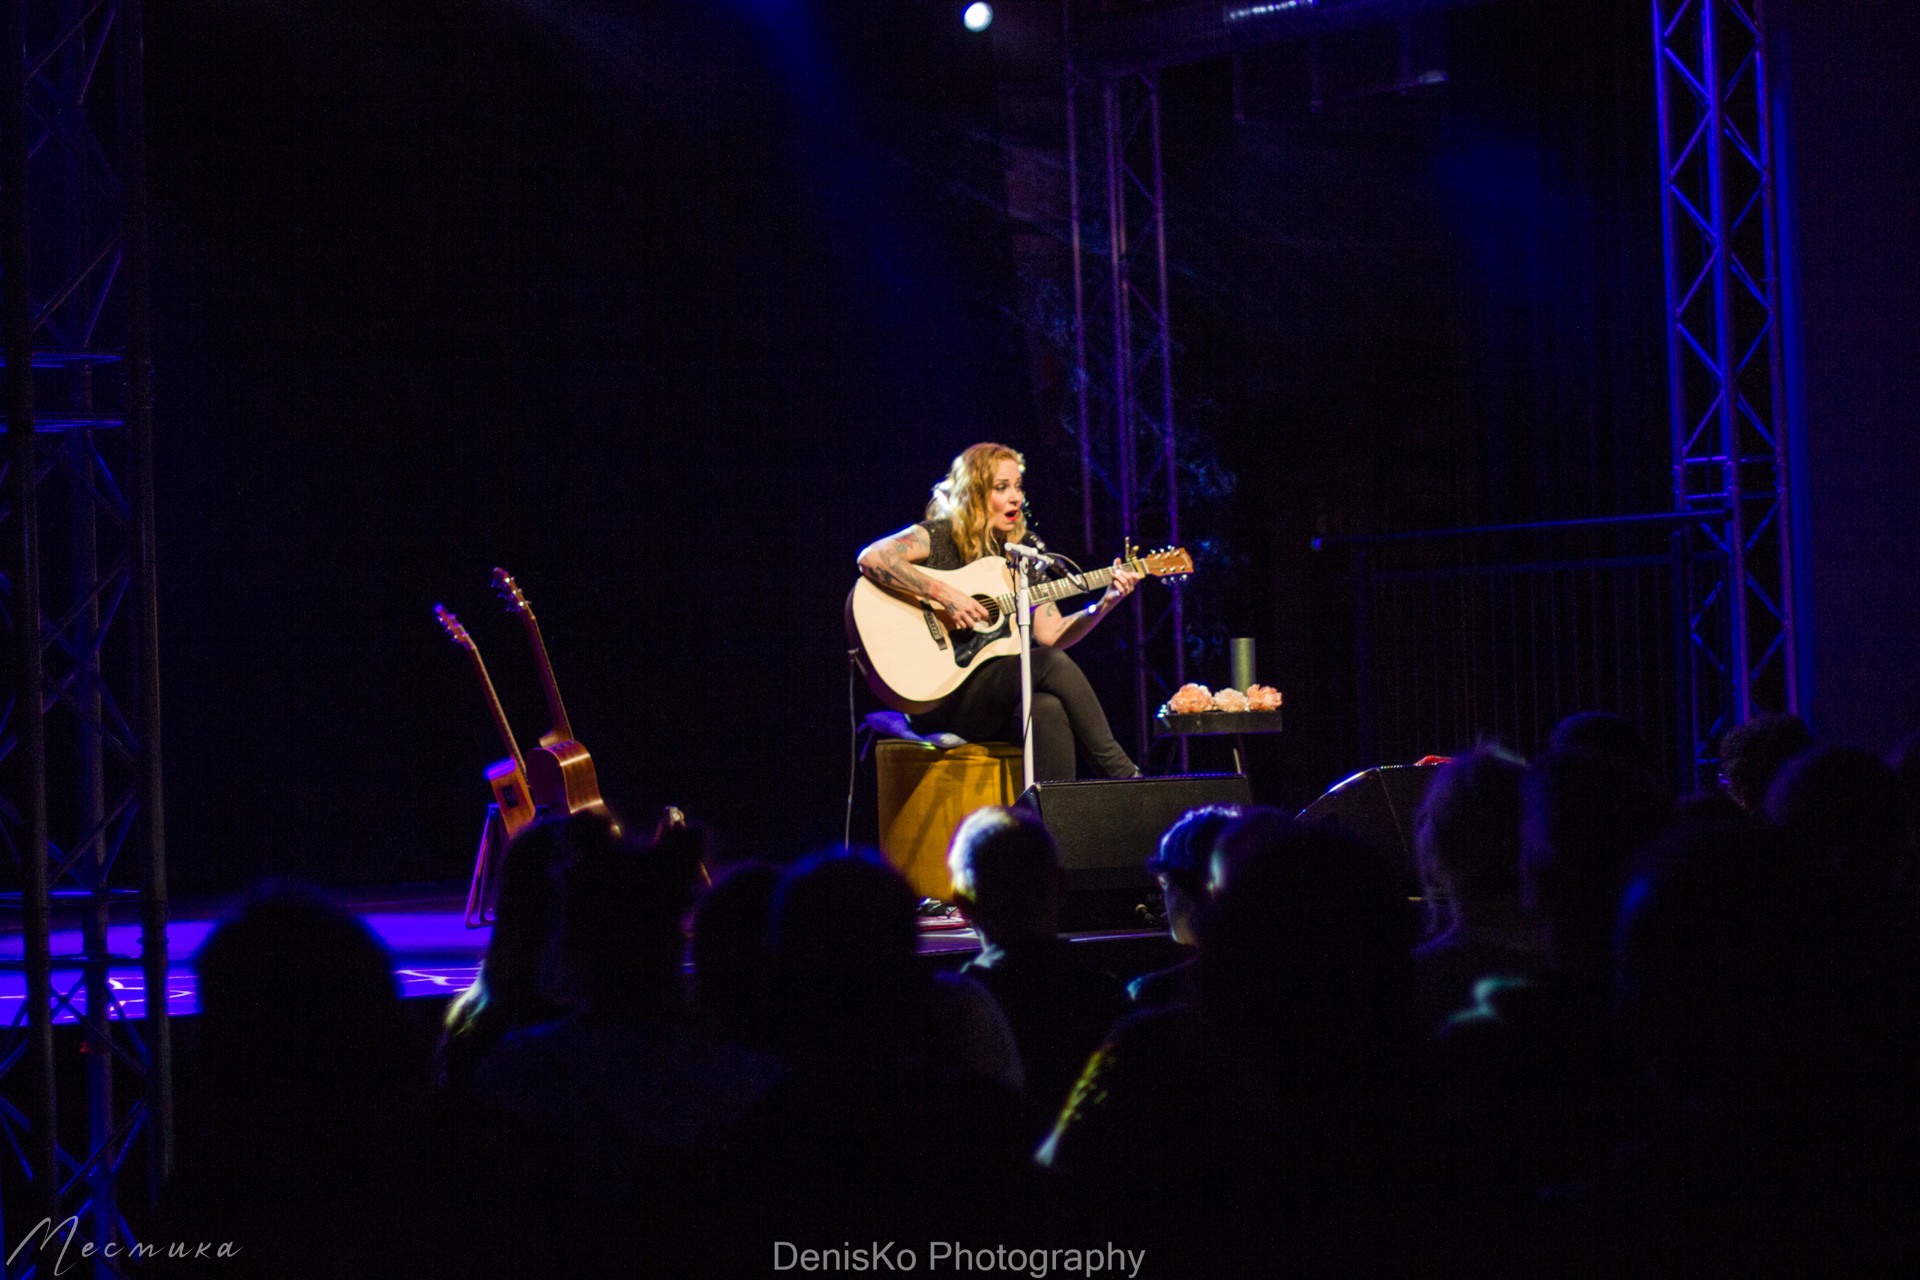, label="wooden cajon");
[874,739,1024,900]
